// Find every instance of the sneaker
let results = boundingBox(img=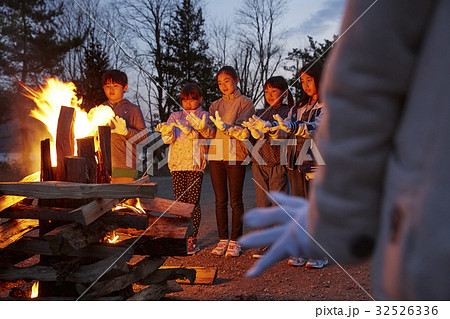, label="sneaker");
[212,239,229,256]
[252,246,269,259]
[187,236,200,255]
[305,258,328,269]
[225,240,241,257]
[288,256,308,267]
